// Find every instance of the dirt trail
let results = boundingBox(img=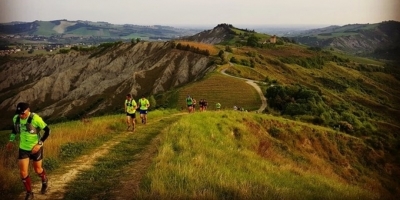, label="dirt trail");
[18,113,185,200]
[14,65,266,199]
[19,131,133,200]
[221,66,267,112]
